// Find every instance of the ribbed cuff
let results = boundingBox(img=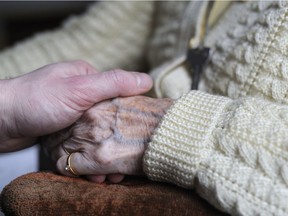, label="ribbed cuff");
[143,91,232,188]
